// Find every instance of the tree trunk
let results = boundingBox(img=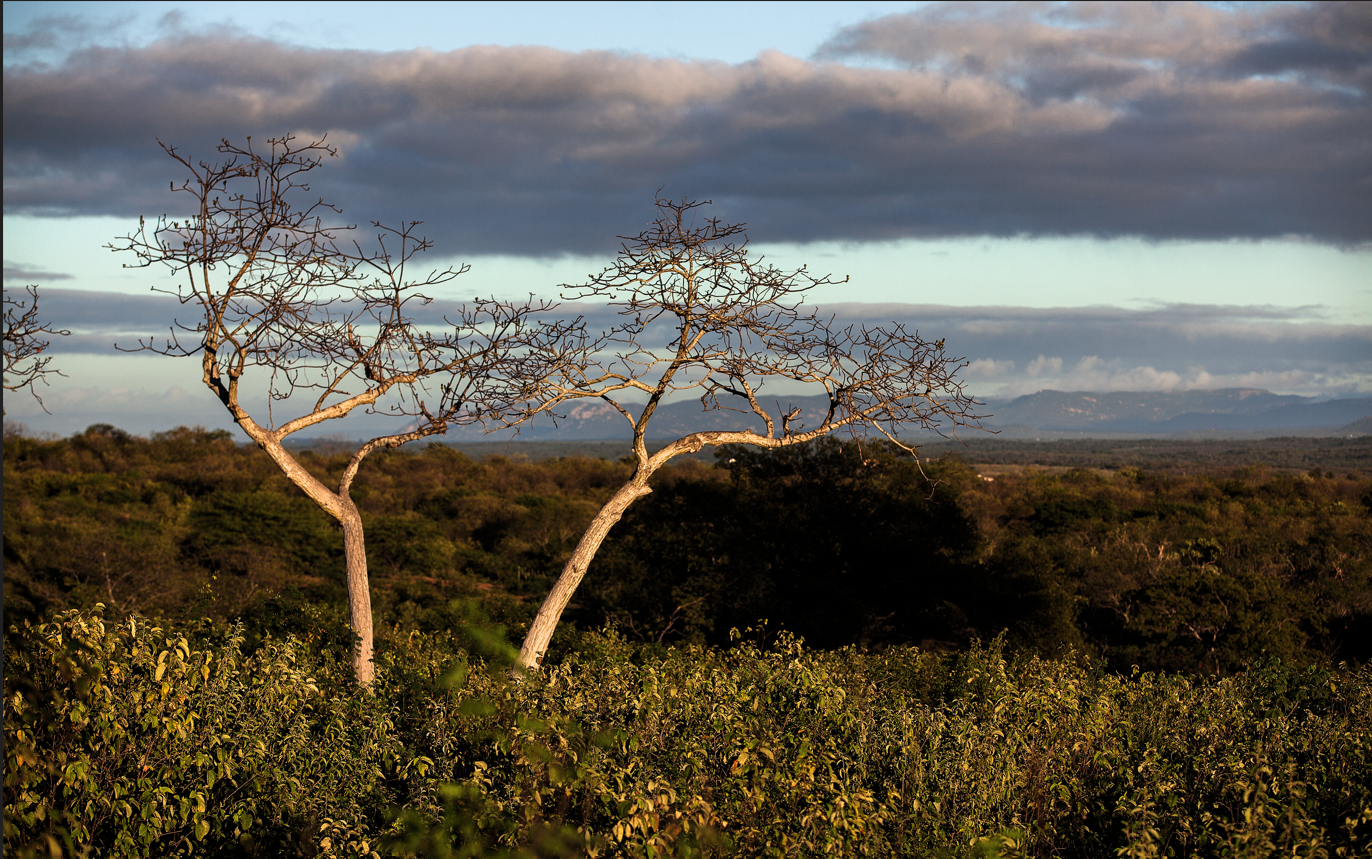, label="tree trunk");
[339,503,376,687]
[515,430,780,671]
[517,476,653,669]
[245,426,378,688]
